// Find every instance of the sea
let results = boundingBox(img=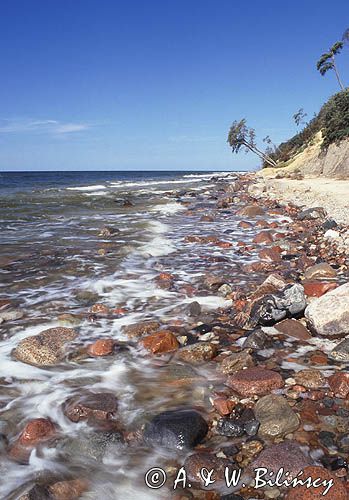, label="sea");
[0,170,258,499]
